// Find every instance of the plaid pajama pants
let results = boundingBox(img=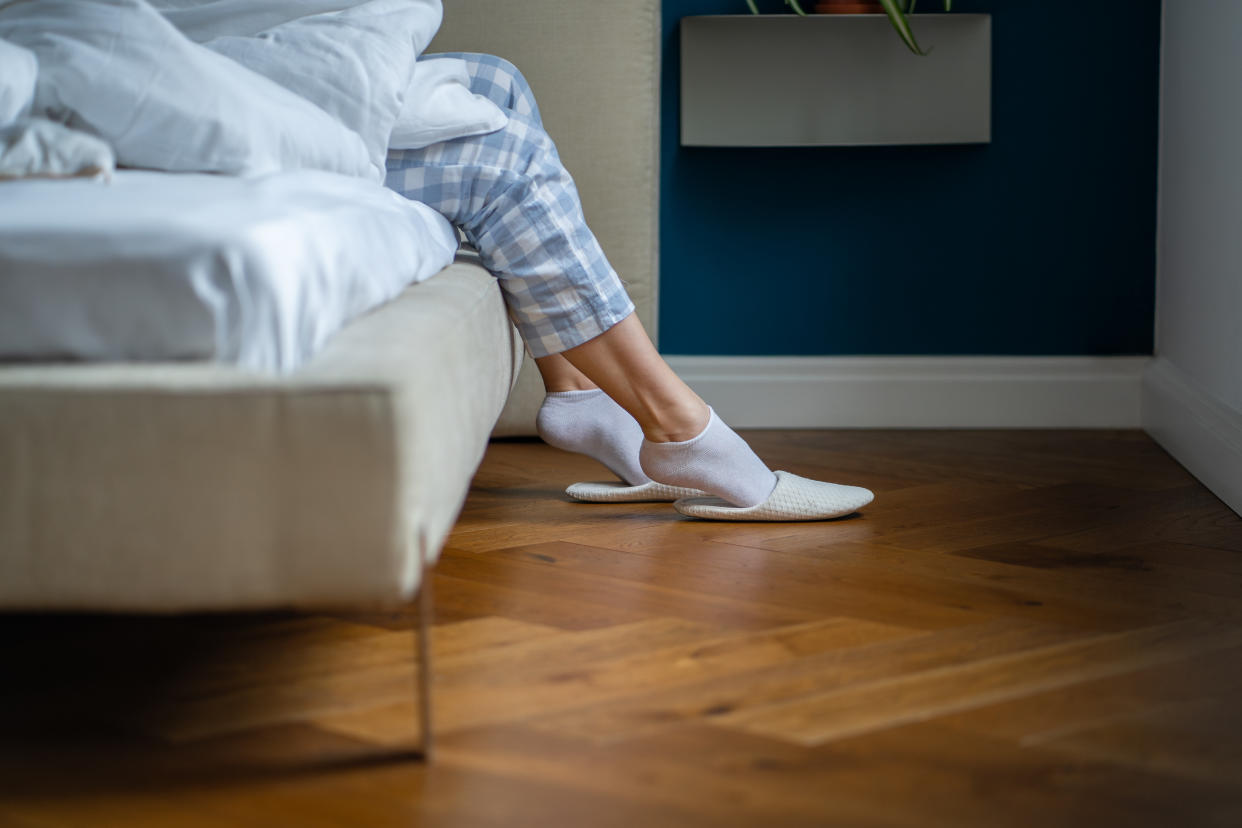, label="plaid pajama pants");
[384,53,635,358]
